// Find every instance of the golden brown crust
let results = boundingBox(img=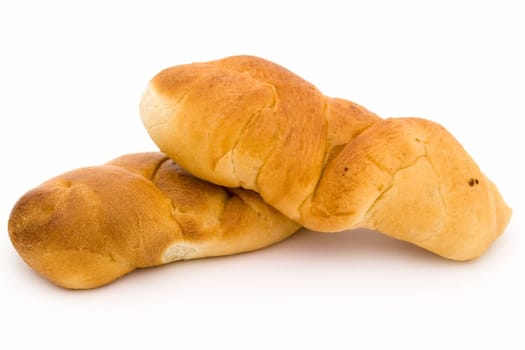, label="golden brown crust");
[140,55,511,261]
[8,152,300,289]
